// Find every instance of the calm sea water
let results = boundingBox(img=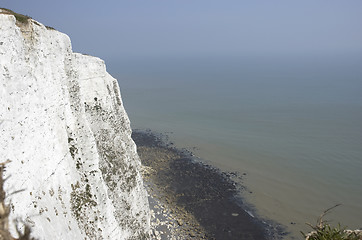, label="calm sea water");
[109,56,362,239]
